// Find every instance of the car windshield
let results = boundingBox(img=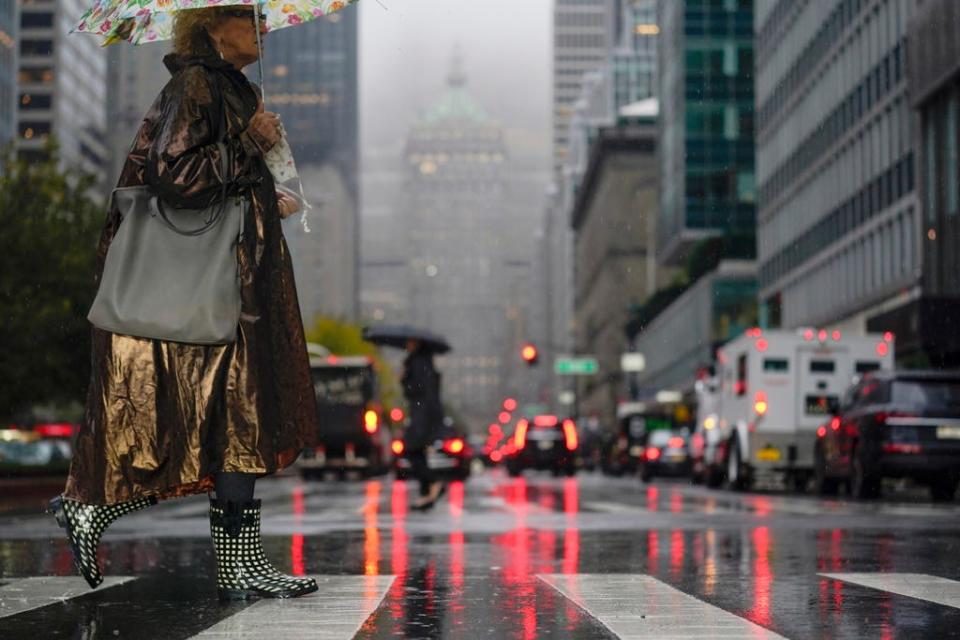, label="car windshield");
[891,380,960,410]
